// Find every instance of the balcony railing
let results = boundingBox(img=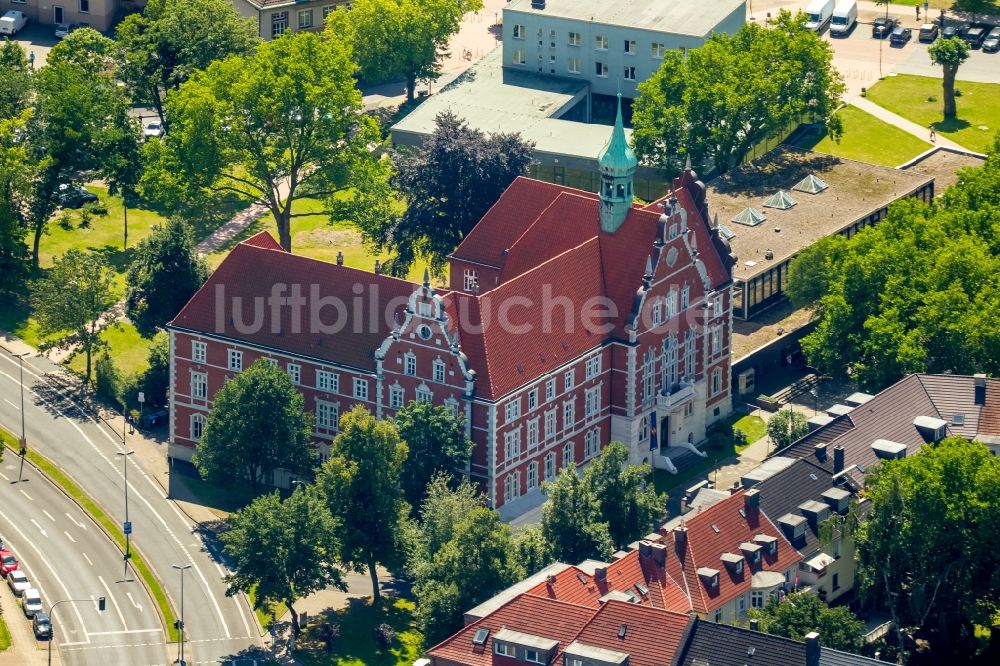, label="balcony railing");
[656,380,695,410]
